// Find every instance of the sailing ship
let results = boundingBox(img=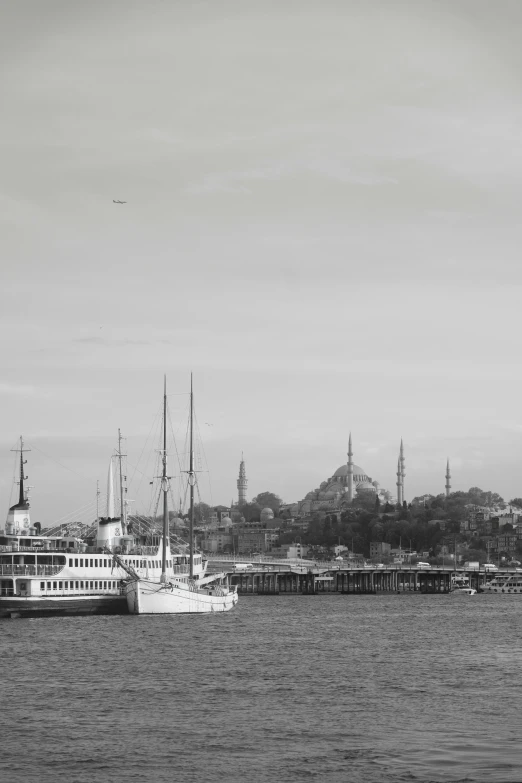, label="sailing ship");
[123,377,238,614]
